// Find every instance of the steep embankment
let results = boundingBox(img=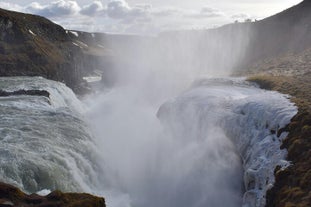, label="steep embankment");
[248,70,311,207]
[242,0,311,68]
[241,1,311,206]
[0,8,107,93]
[0,182,105,207]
